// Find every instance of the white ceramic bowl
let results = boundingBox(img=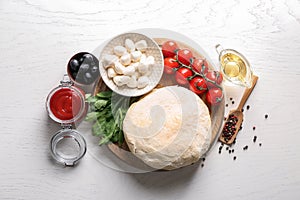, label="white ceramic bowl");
[98,32,164,97]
